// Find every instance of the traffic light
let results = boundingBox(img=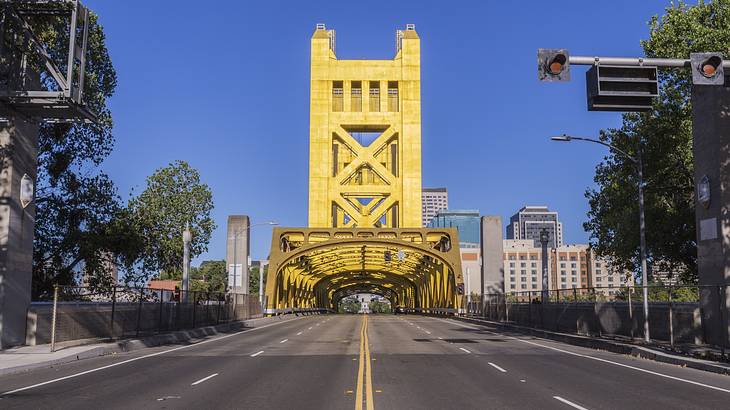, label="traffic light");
[586,65,658,112]
[538,49,570,81]
[691,53,724,85]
